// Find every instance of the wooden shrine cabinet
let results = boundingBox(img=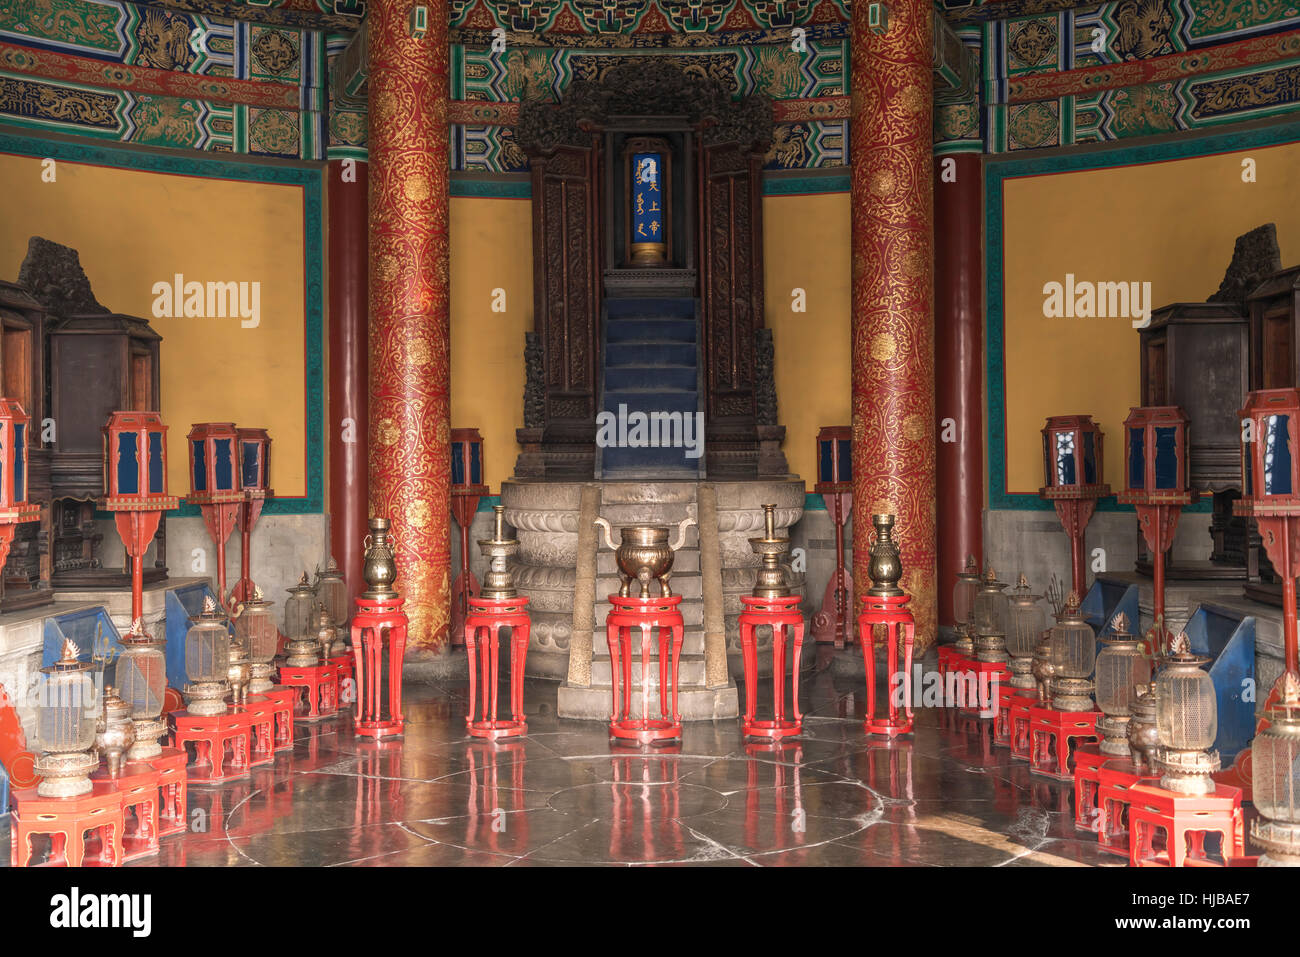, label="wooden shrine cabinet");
[47,312,166,587]
[0,279,52,611]
[1248,266,1300,390]
[1138,302,1249,579]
